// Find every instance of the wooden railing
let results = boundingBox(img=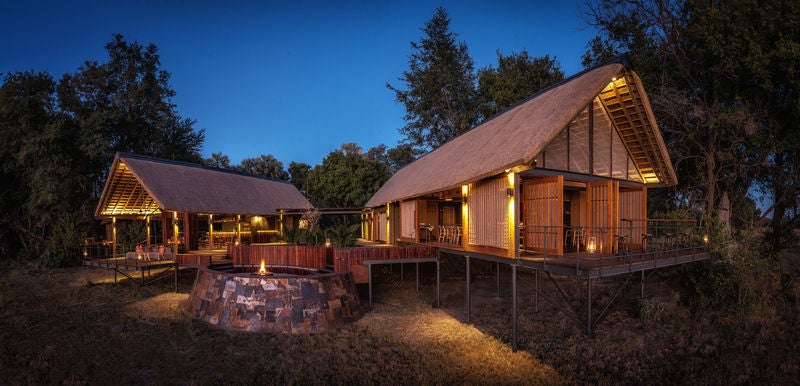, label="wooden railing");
[333,246,438,273]
[228,244,329,269]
